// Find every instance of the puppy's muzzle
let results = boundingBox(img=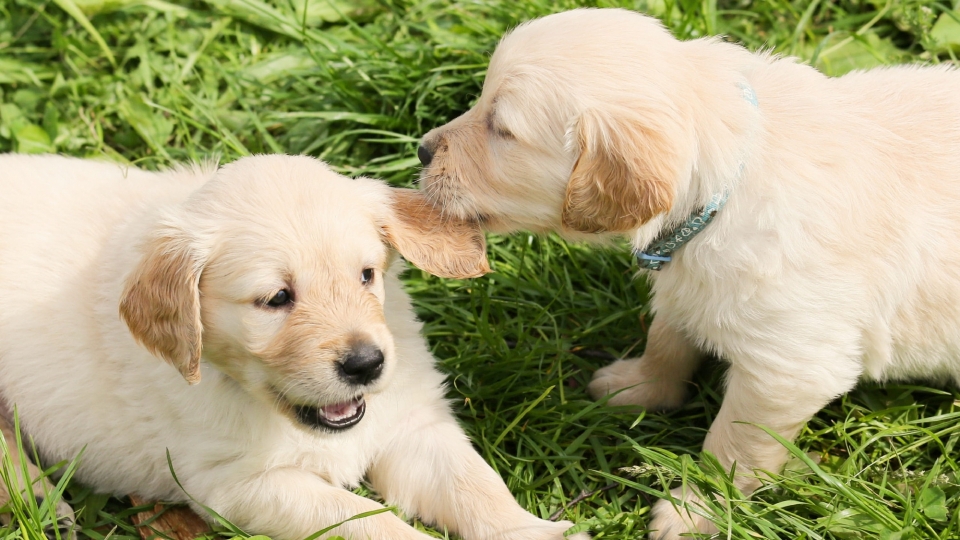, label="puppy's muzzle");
[338,343,384,386]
